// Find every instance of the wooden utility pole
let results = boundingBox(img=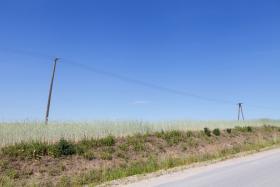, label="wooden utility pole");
[45,58,59,125]
[237,102,245,121]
